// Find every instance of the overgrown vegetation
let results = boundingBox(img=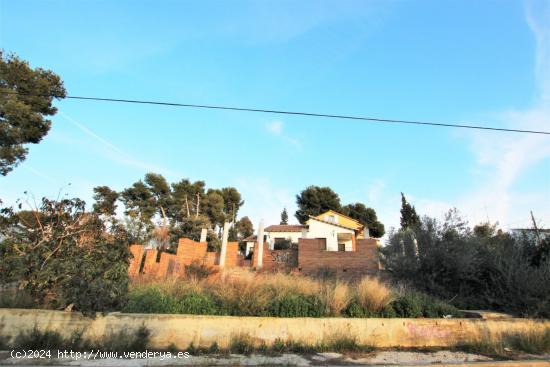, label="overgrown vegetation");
[227,333,372,355]
[0,198,130,315]
[123,272,461,318]
[7,326,150,352]
[456,328,550,357]
[382,205,550,318]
